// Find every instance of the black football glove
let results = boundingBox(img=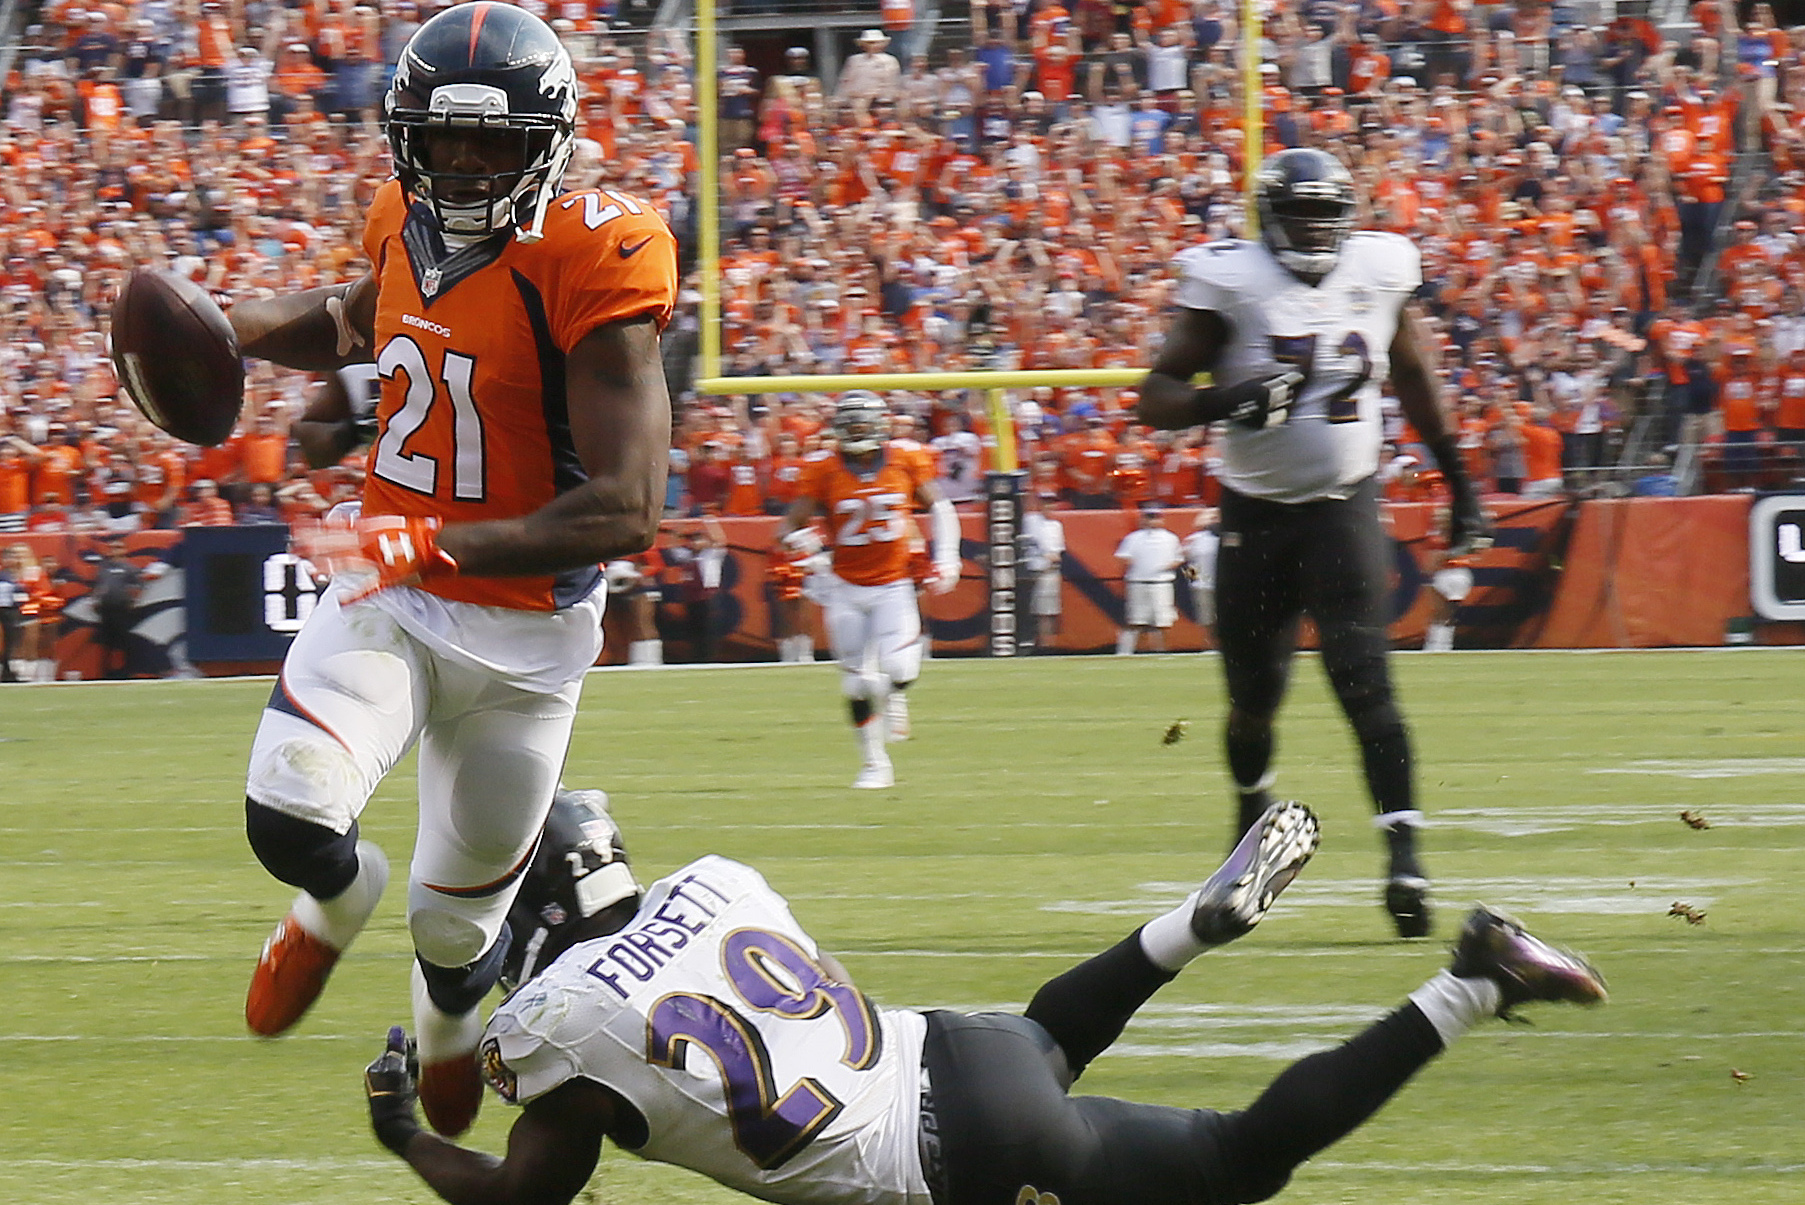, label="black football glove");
[1425,435,1493,558]
[366,1026,422,1157]
[348,392,380,450]
[350,412,380,450]
[1225,371,1306,430]
[1447,487,1494,558]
